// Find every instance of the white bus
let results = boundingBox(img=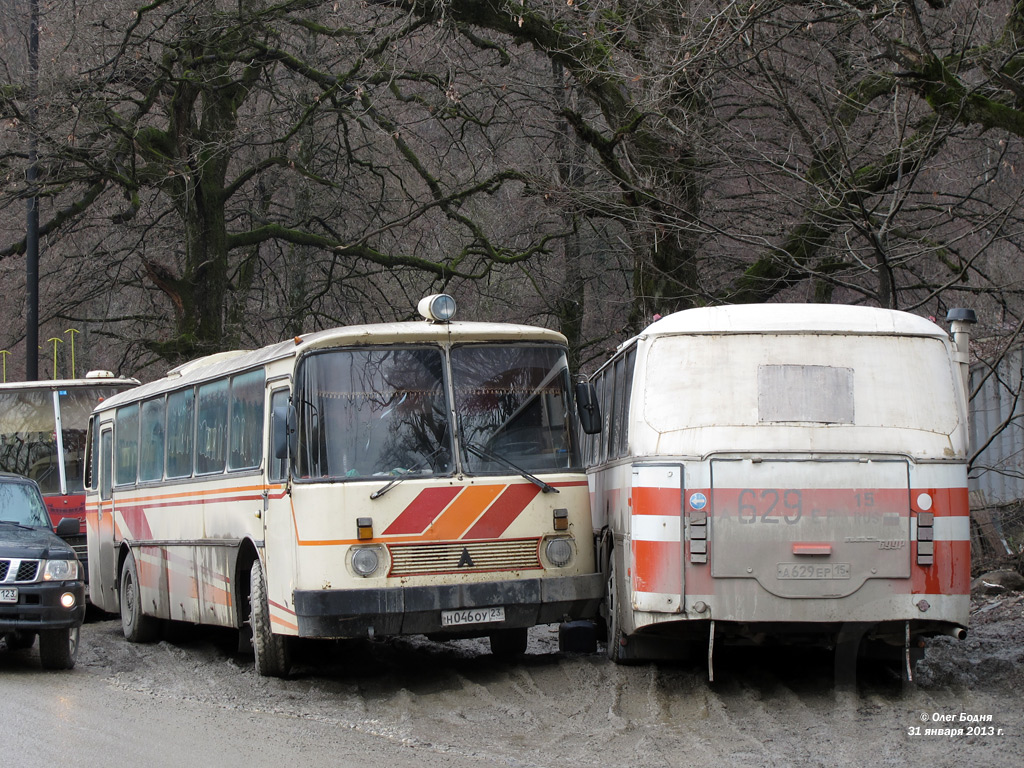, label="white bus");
[583,304,974,678]
[85,296,602,676]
